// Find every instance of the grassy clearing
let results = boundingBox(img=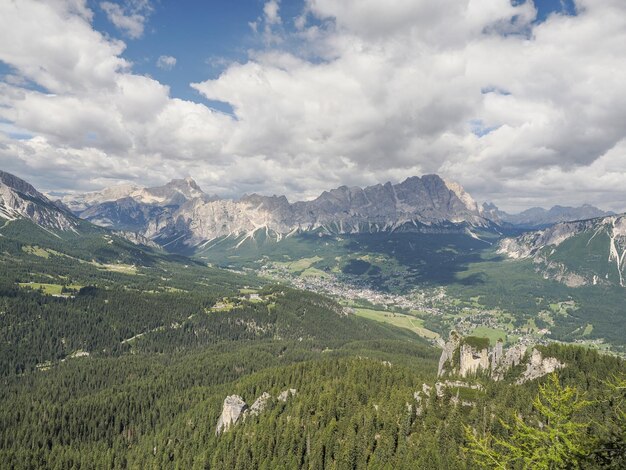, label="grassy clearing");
[21,246,50,258]
[300,267,329,278]
[18,282,82,295]
[239,288,258,294]
[274,256,324,273]
[549,301,577,315]
[352,308,439,340]
[209,299,236,312]
[538,310,555,326]
[161,286,185,293]
[469,326,507,345]
[20,246,74,260]
[92,262,138,274]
